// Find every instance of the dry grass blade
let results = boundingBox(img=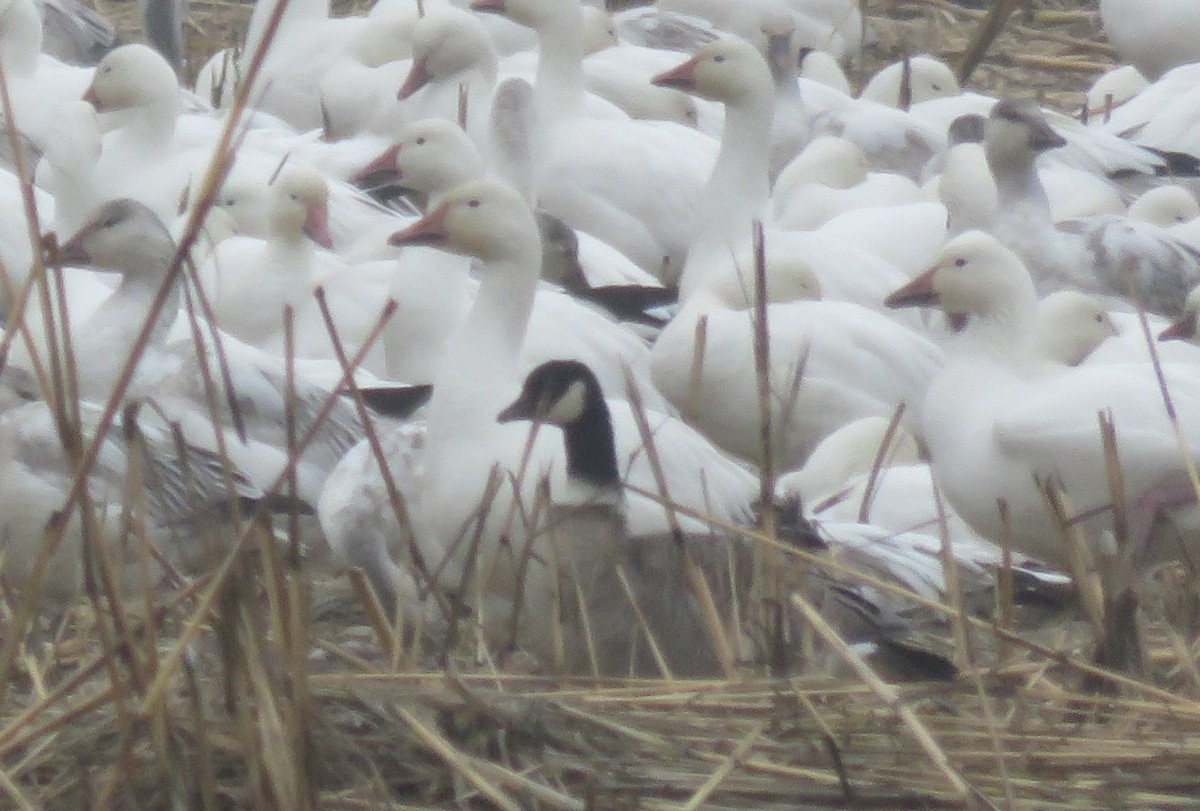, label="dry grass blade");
[679,720,766,811]
[395,706,523,811]
[787,593,975,803]
[620,366,738,678]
